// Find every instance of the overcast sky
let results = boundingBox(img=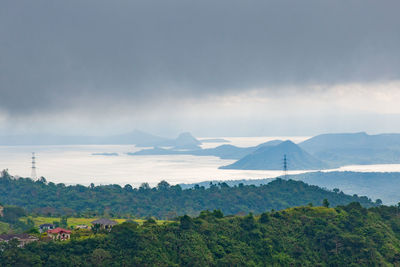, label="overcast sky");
[1,0,400,137]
